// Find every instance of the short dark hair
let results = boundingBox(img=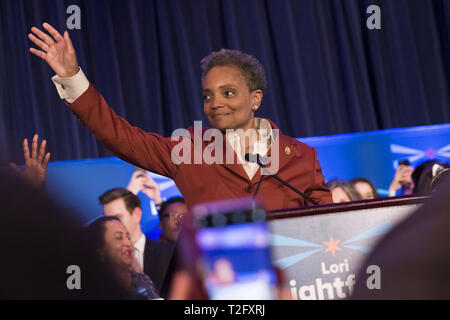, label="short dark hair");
[85,216,121,254]
[98,188,141,214]
[158,196,185,218]
[200,49,267,93]
[350,177,379,198]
